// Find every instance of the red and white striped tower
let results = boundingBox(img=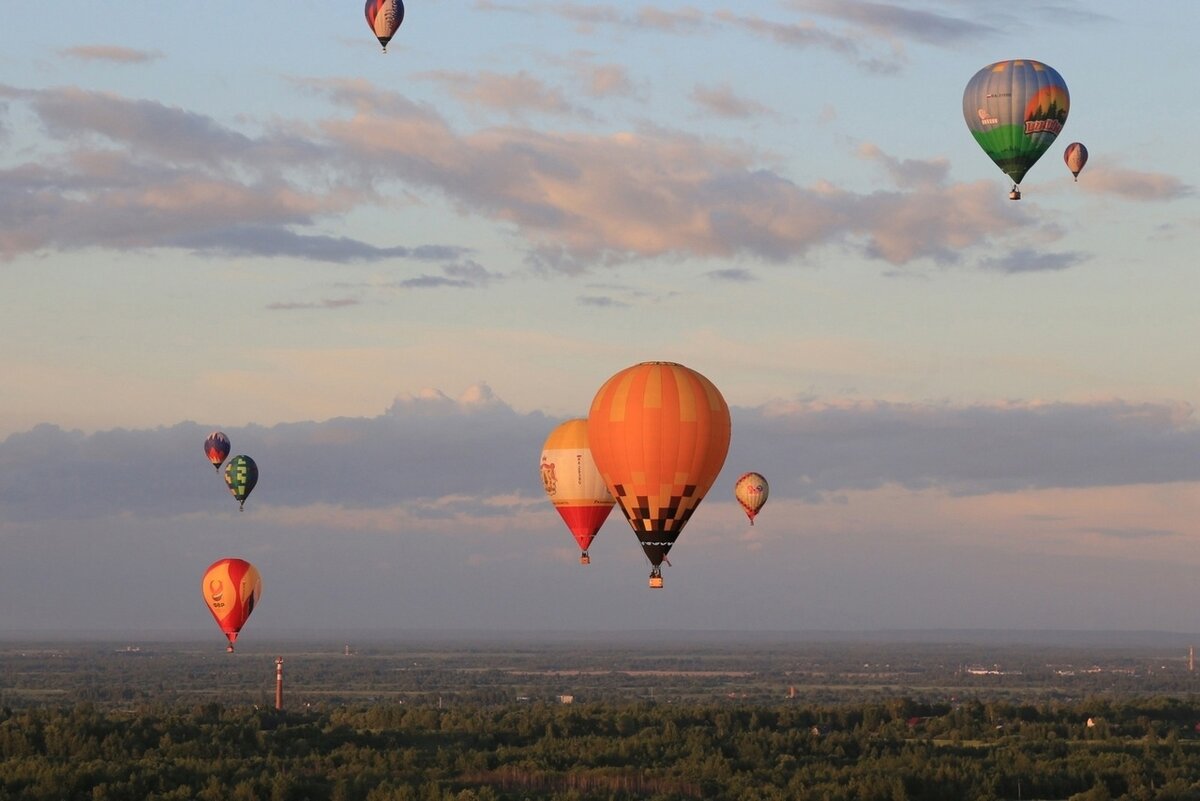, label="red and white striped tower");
[275,657,284,710]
